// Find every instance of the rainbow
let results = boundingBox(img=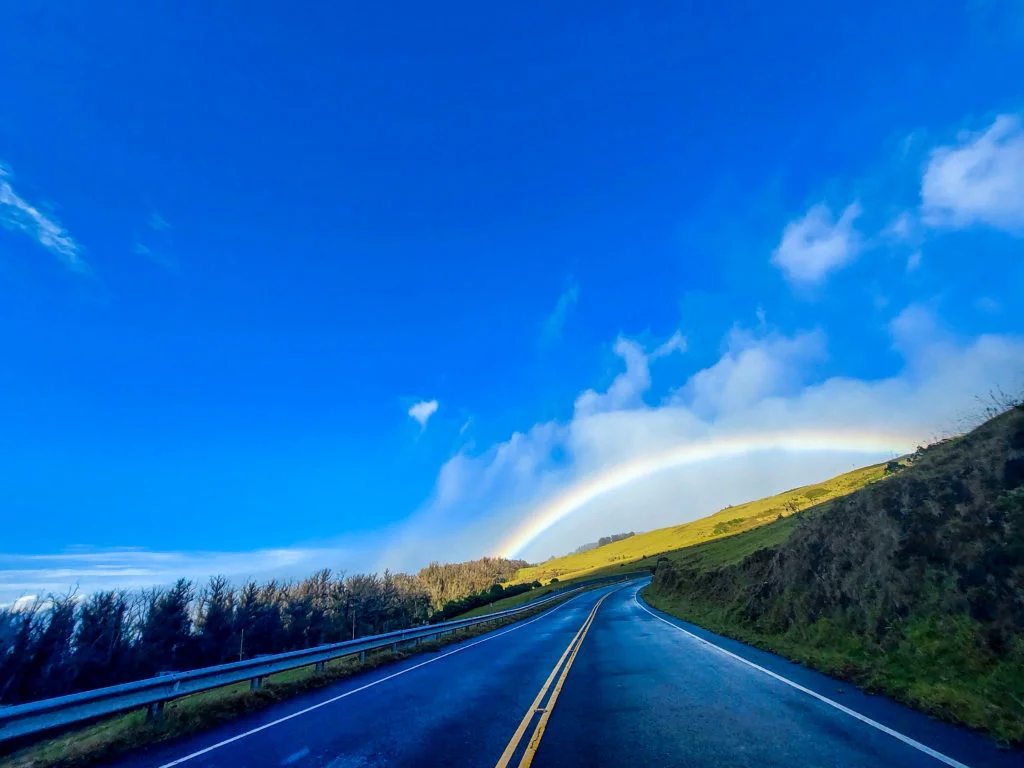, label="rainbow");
[493,429,917,559]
